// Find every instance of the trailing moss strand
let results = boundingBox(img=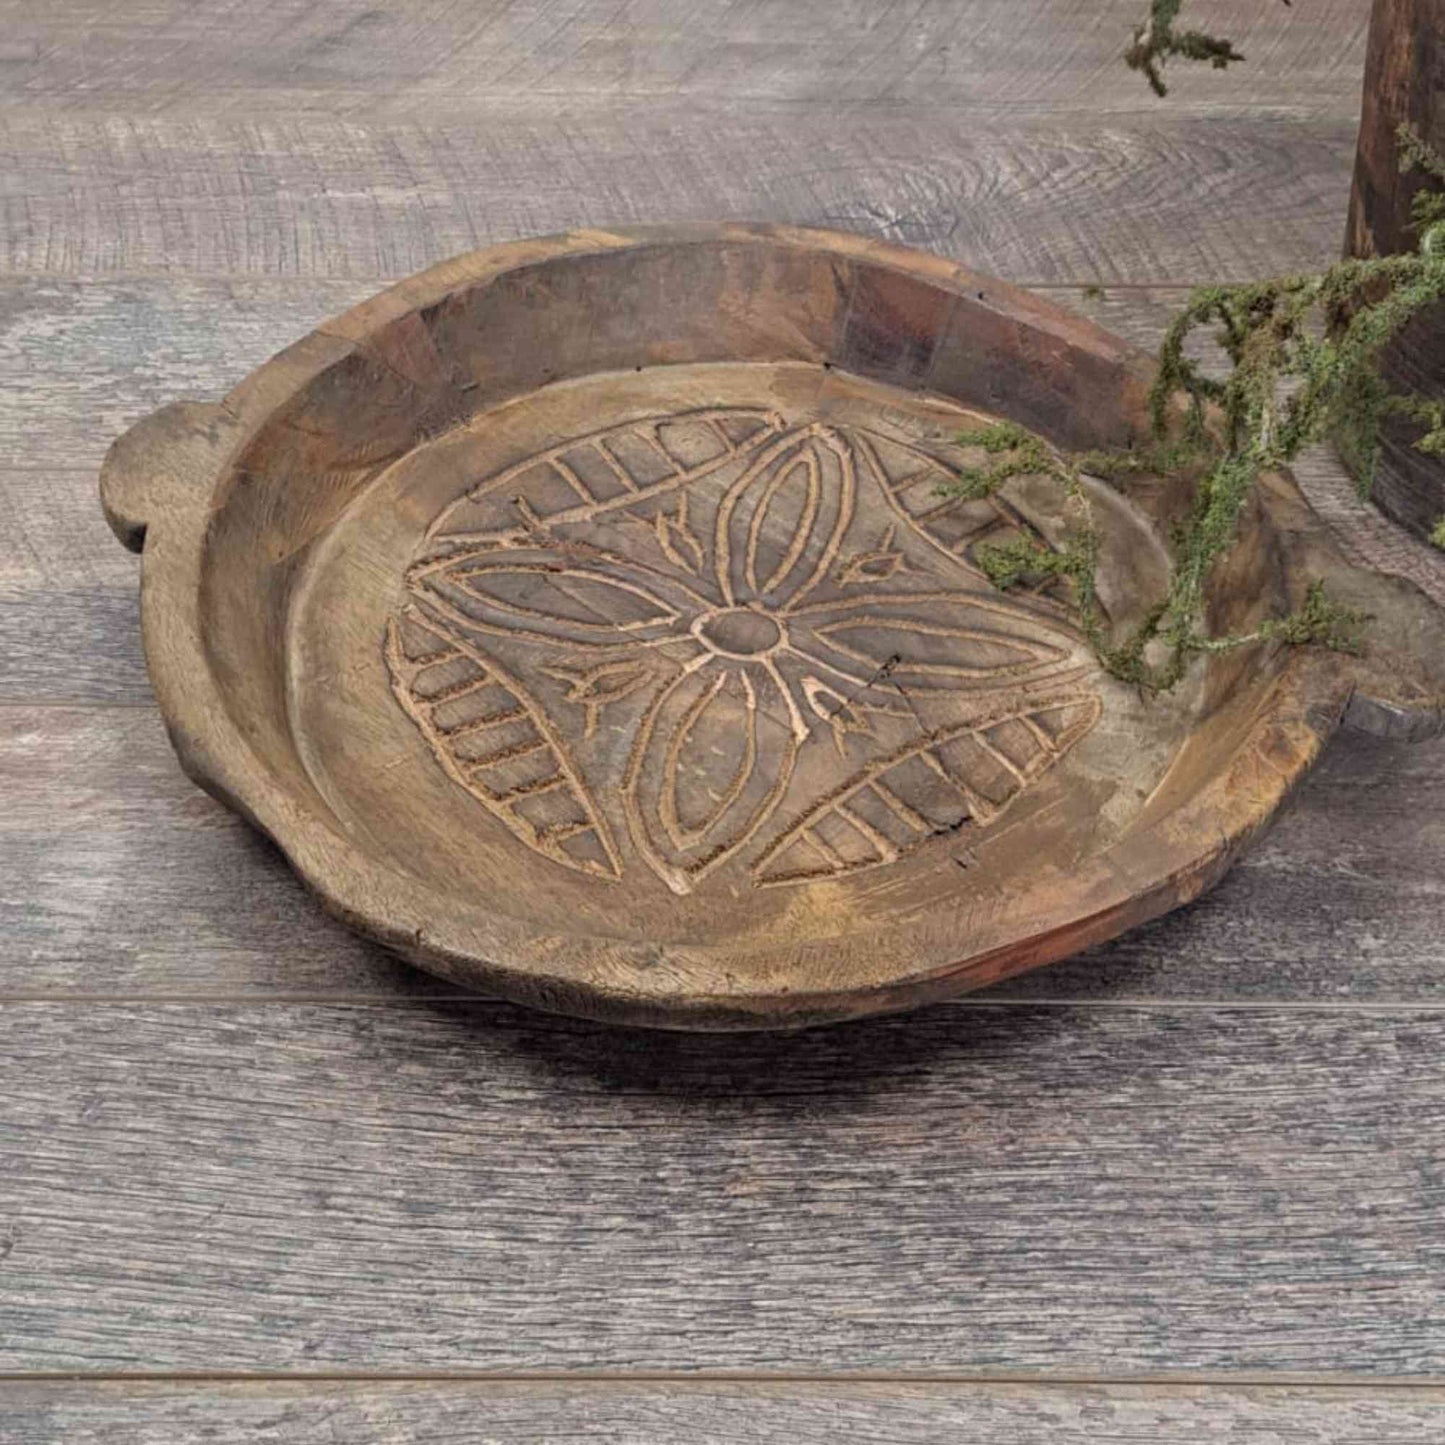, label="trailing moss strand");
[938,123,1444,693]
